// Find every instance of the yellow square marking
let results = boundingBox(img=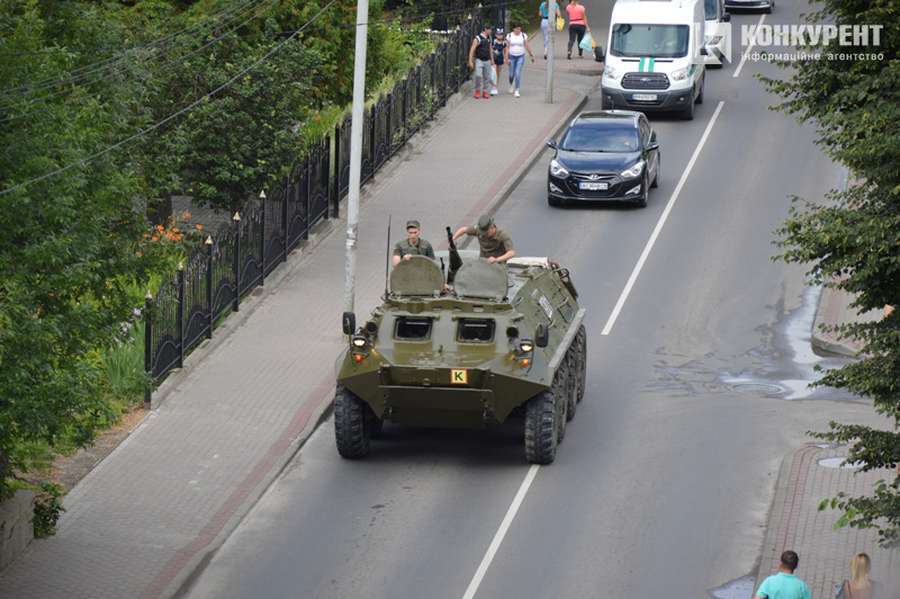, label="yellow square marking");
[450,369,468,385]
